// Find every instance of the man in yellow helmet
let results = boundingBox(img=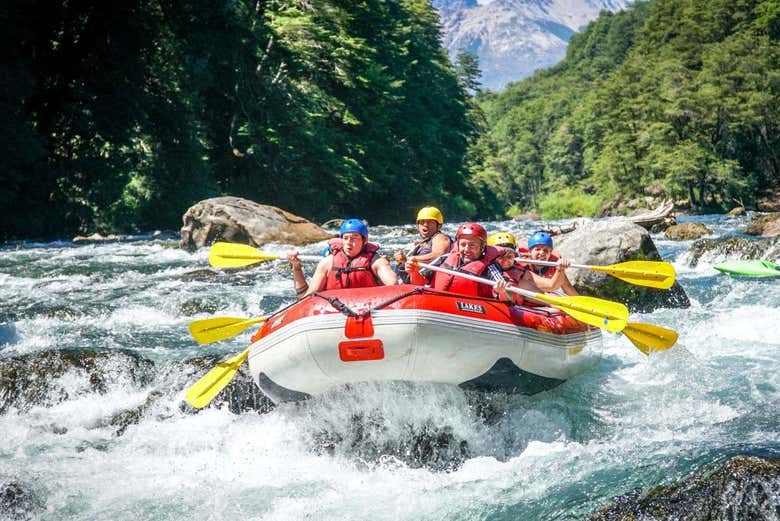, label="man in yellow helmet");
[394,206,453,283]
